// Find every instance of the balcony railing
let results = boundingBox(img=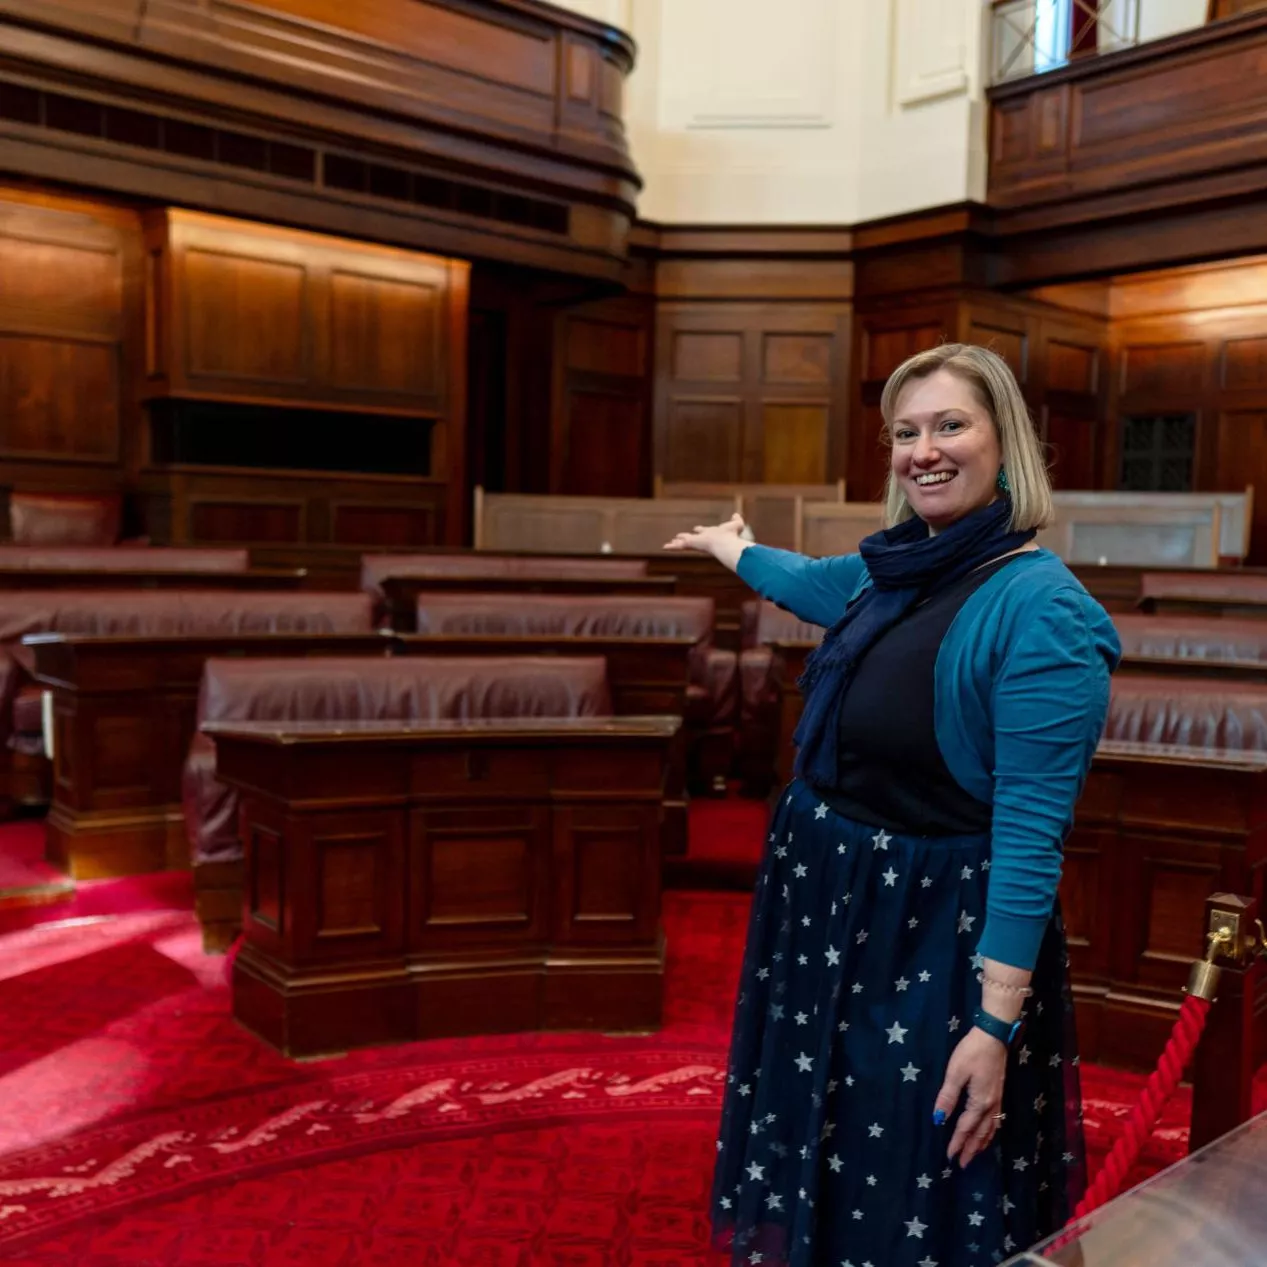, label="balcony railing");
[991,0,1142,83]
